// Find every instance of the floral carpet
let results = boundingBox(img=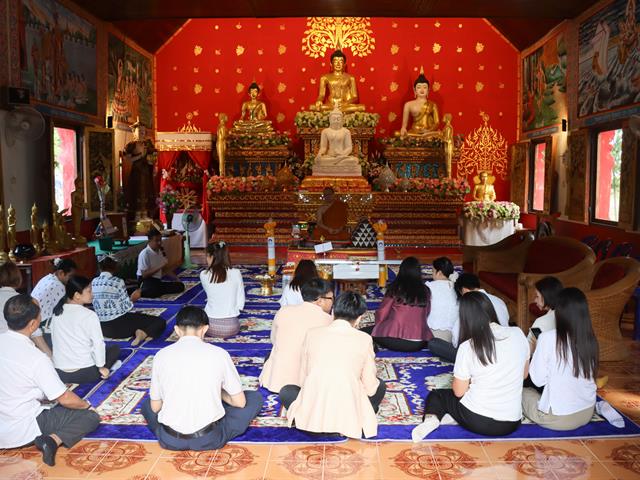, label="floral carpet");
[82,265,640,443]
